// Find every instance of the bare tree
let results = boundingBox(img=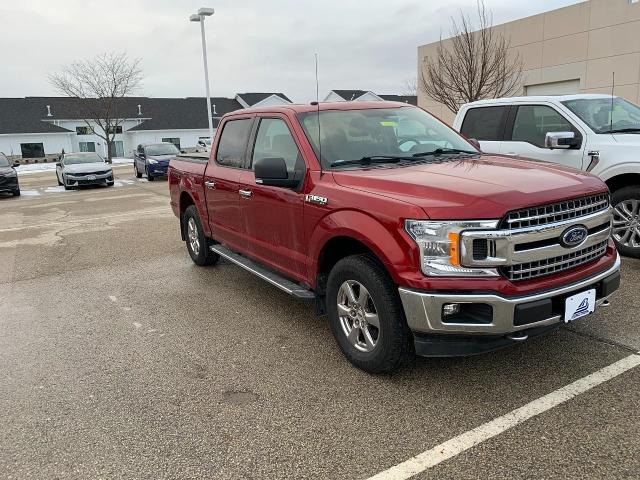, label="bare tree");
[402,78,418,97]
[49,52,143,162]
[420,1,523,114]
